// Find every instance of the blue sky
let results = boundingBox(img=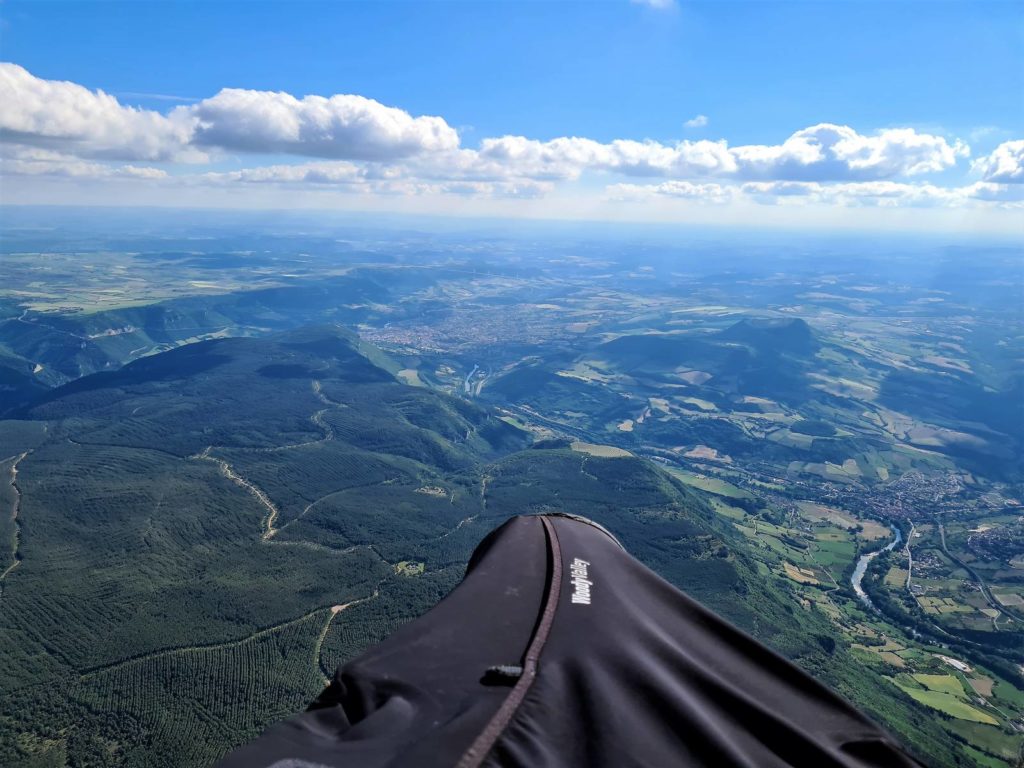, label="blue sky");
[1,0,1021,232]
